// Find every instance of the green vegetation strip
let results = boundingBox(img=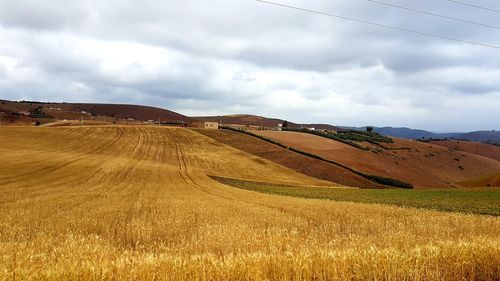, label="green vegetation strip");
[211,176,500,216]
[220,126,413,189]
